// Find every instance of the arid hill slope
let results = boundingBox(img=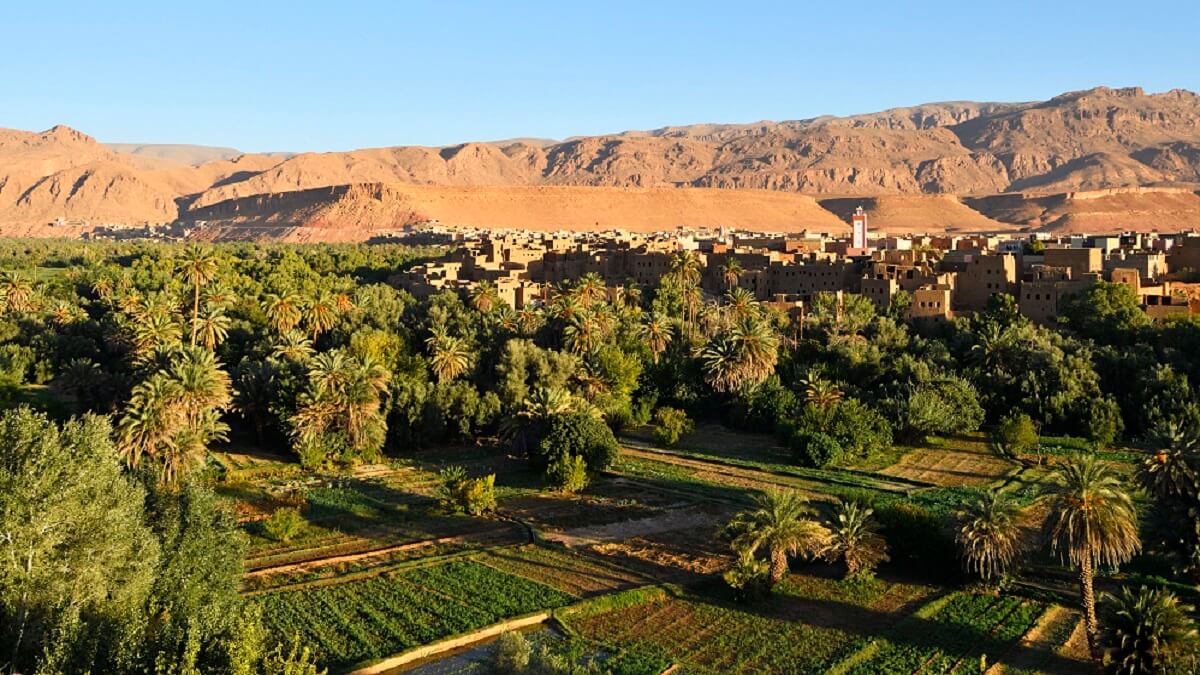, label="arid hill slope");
[967,187,1200,233]
[186,183,849,239]
[4,86,1200,236]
